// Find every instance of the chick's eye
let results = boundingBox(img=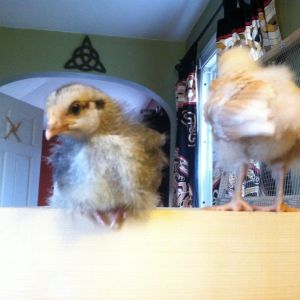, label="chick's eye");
[70,102,81,115]
[95,99,105,110]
